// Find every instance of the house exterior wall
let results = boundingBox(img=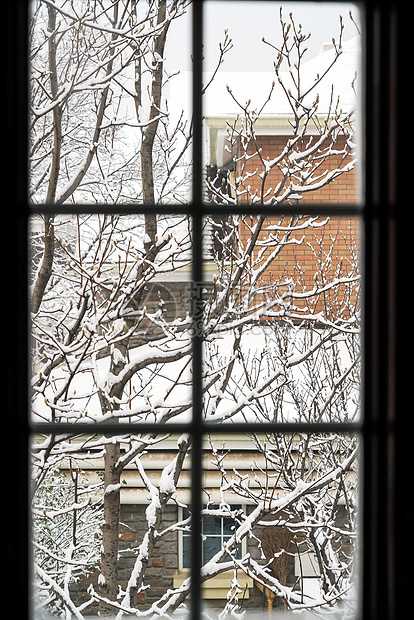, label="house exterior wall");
[69,503,272,614]
[118,504,294,613]
[66,437,355,614]
[236,134,357,205]
[70,501,352,614]
[119,504,181,609]
[231,133,360,317]
[237,213,360,318]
